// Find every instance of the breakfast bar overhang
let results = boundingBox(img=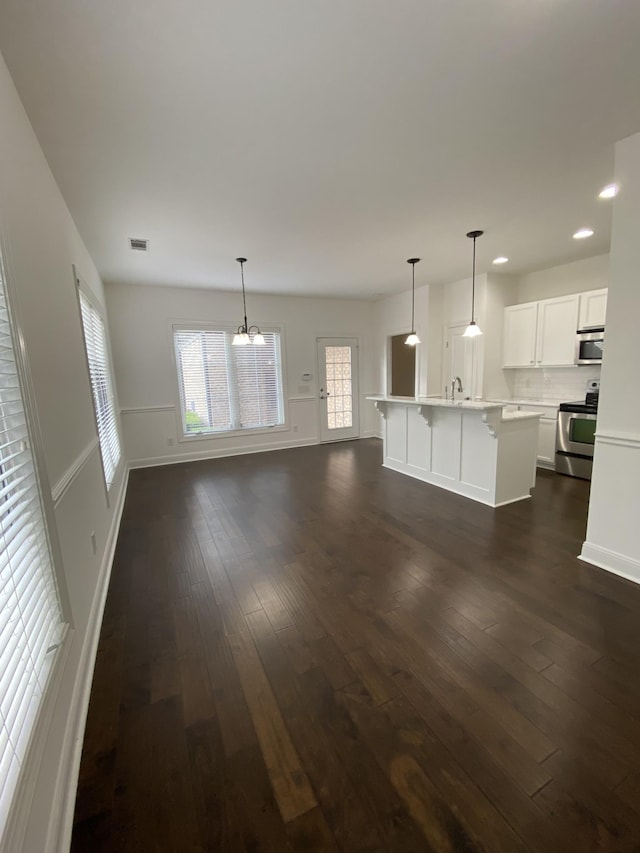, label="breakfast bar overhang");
[368,396,542,507]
